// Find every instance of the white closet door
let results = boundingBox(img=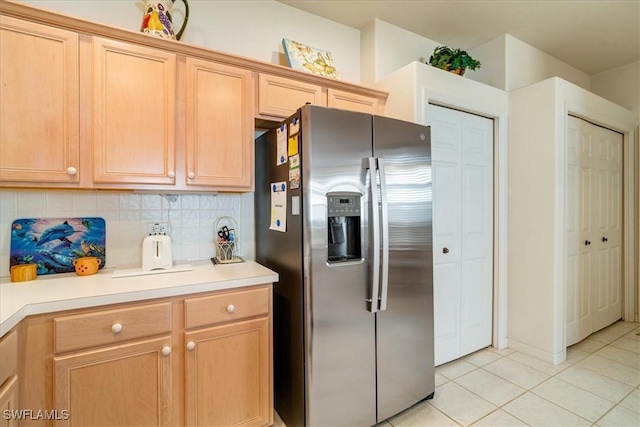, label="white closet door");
[592,124,623,330]
[427,104,493,365]
[566,116,622,346]
[566,118,594,345]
